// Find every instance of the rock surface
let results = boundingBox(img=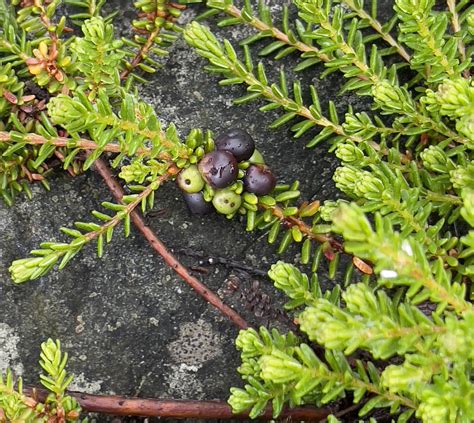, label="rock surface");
[0,0,390,421]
